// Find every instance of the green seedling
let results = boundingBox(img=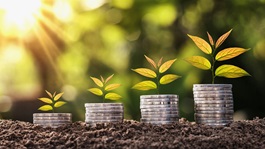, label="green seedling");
[38,90,66,112]
[185,29,250,84]
[132,55,181,94]
[88,74,122,102]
